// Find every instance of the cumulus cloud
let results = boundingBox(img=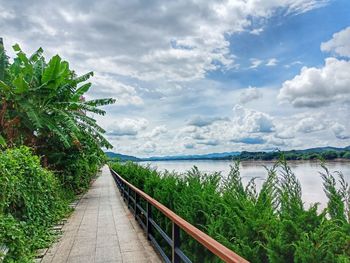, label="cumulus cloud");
[233,105,275,133]
[239,86,263,104]
[1,0,324,83]
[275,130,295,139]
[321,26,350,58]
[141,142,157,153]
[90,74,143,105]
[187,116,229,127]
[176,105,275,150]
[179,126,198,134]
[295,116,328,133]
[107,118,148,136]
[332,123,350,139]
[278,58,350,107]
[148,126,167,137]
[0,0,337,155]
